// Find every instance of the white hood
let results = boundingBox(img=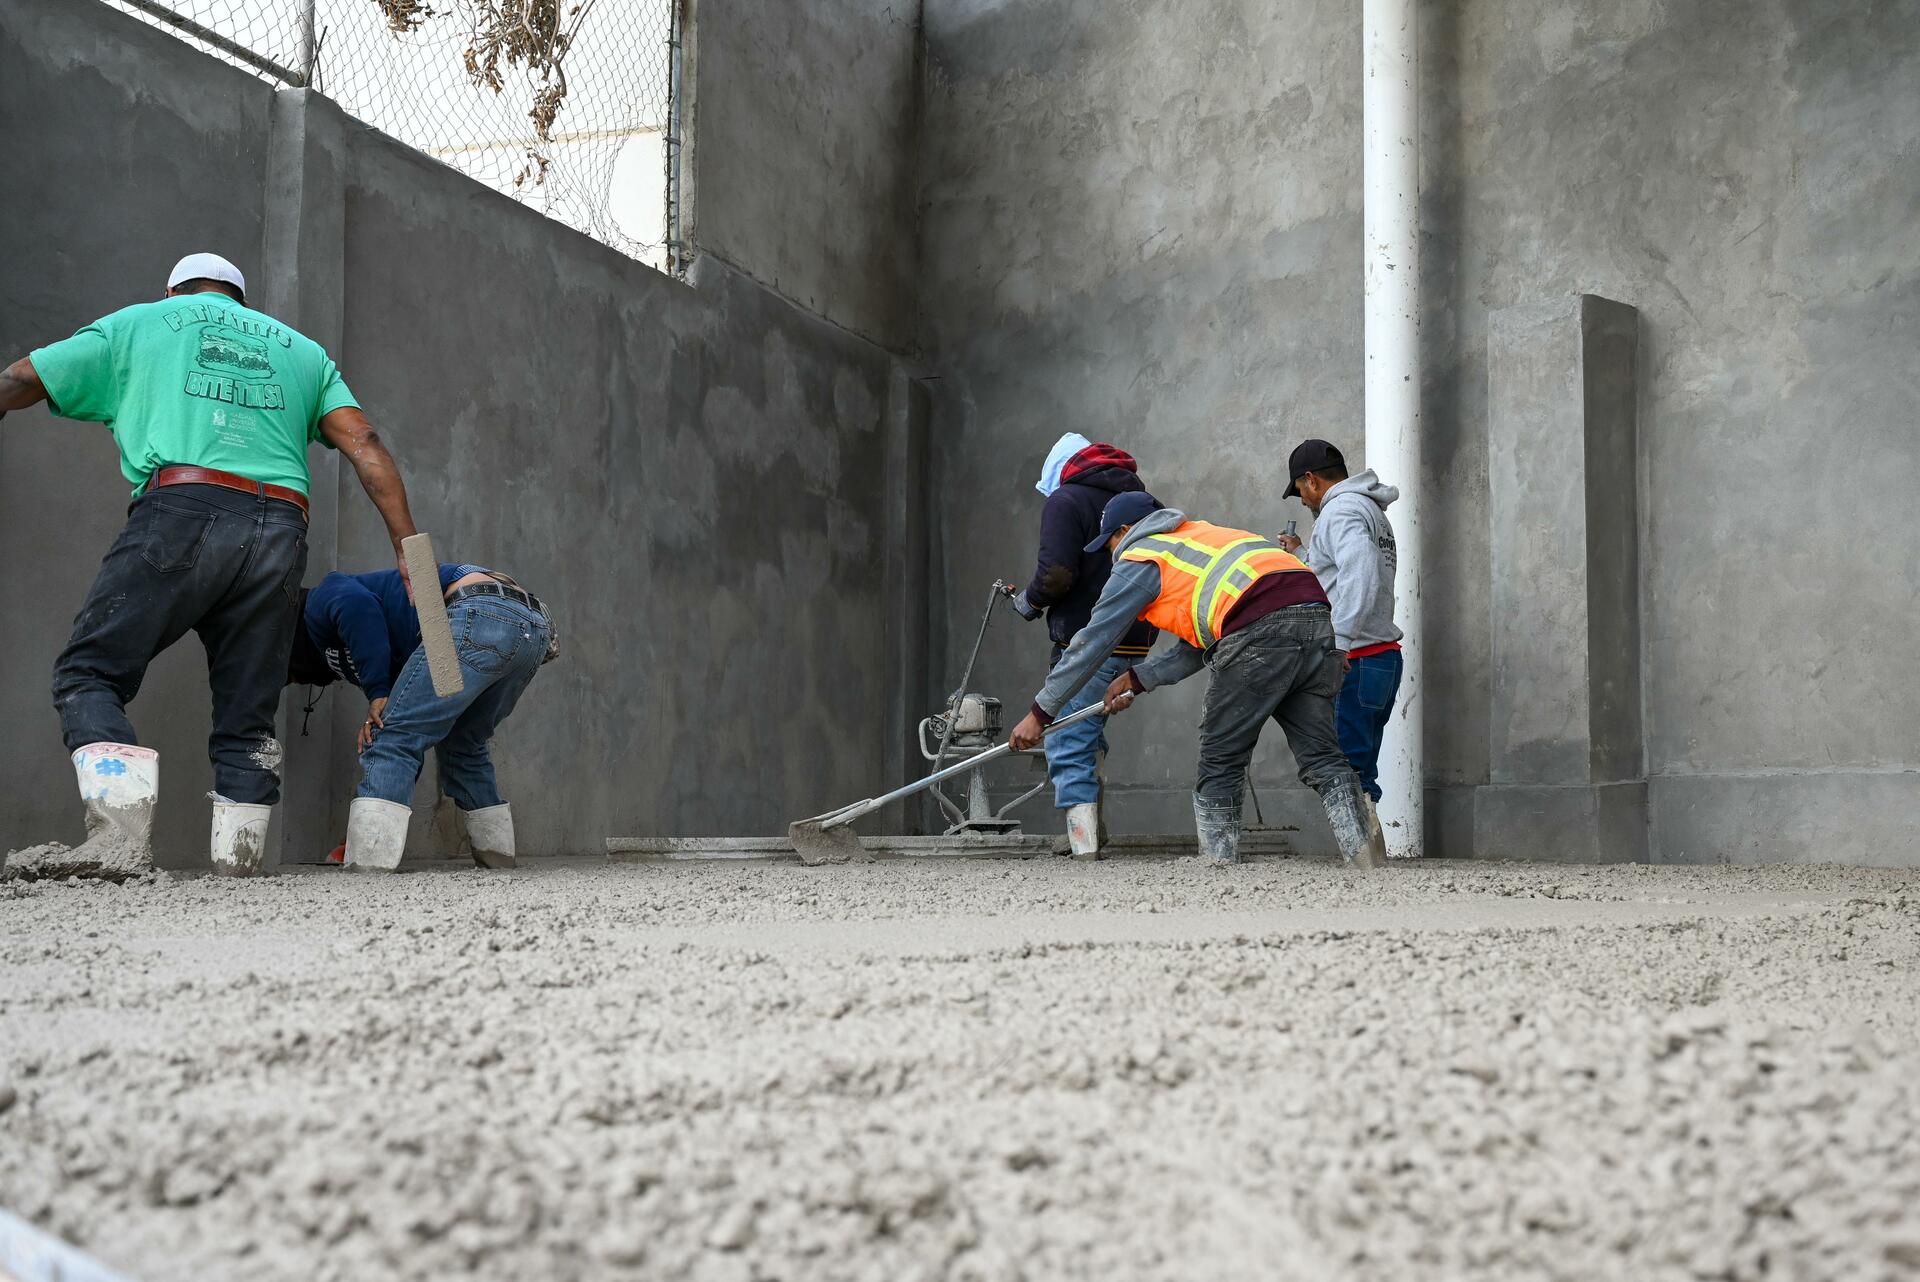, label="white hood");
[1035,432,1092,497]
